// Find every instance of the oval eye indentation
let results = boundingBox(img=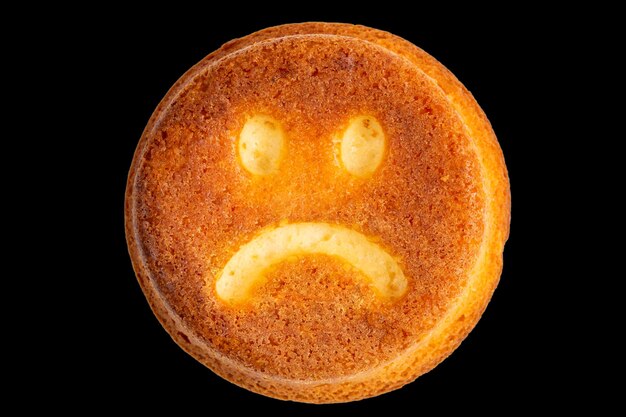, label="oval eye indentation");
[340,116,386,177]
[238,115,285,175]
